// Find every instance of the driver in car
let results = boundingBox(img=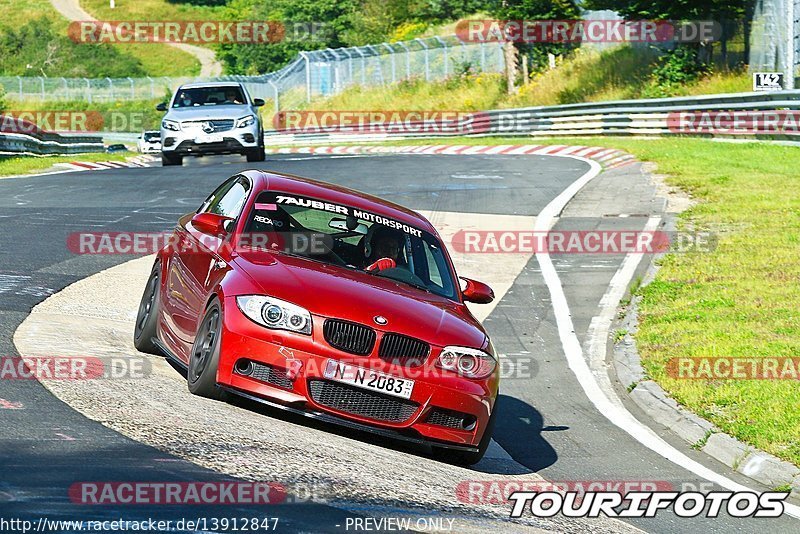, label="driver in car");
[224,89,242,104]
[364,225,404,272]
